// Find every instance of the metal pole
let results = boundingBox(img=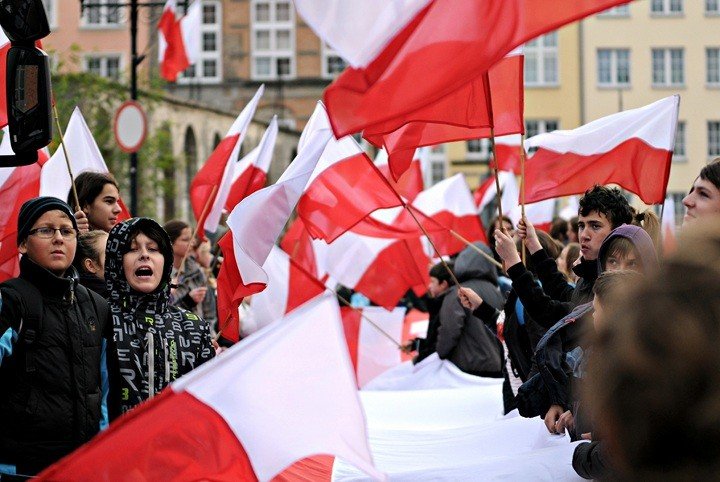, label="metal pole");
[129,0,139,216]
